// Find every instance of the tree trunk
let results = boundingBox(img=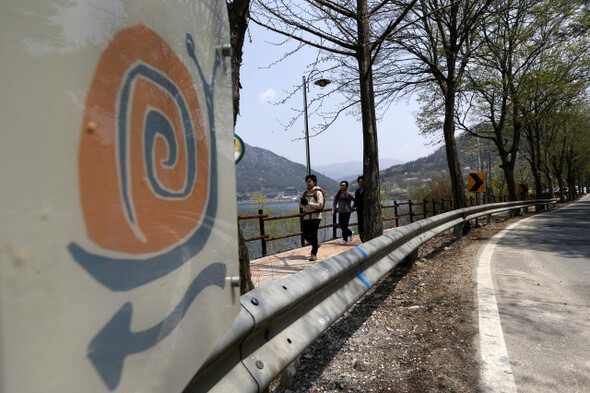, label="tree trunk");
[228,0,255,294]
[442,83,466,209]
[237,225,255,293]
[228,0,250,122]
[503,161,517,201]
[529,125,544,197]
[357,0,382,242]
[551,158,566,203]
